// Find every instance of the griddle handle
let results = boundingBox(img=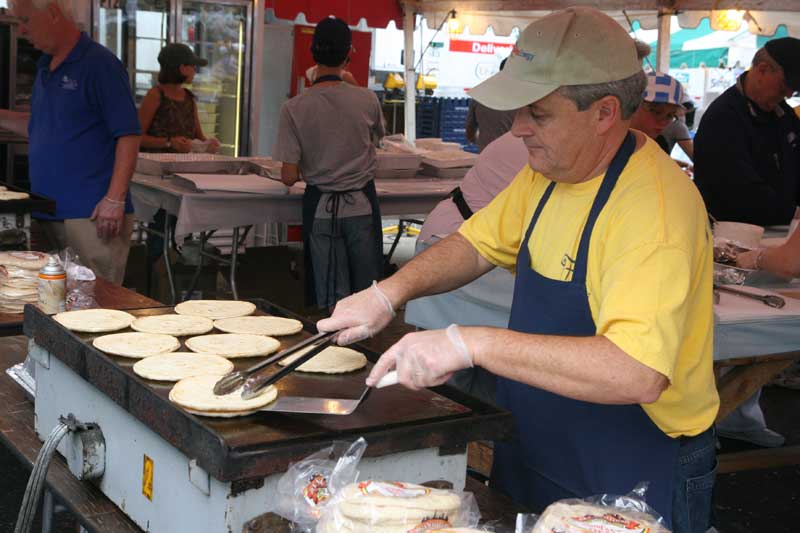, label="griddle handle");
[241,334,336,400]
